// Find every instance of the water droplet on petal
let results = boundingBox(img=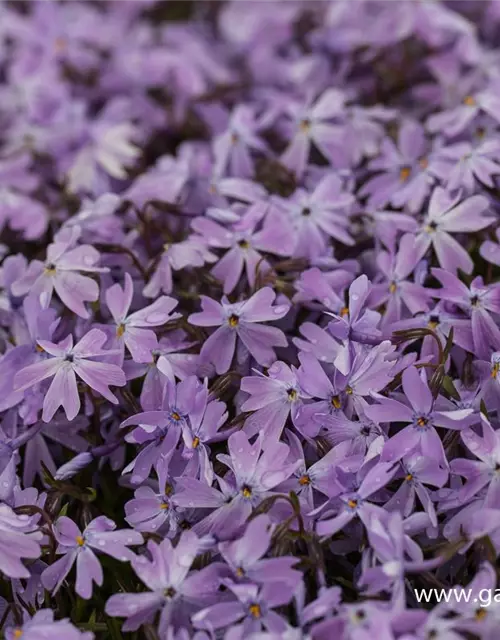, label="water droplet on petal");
[351,294,359,301]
